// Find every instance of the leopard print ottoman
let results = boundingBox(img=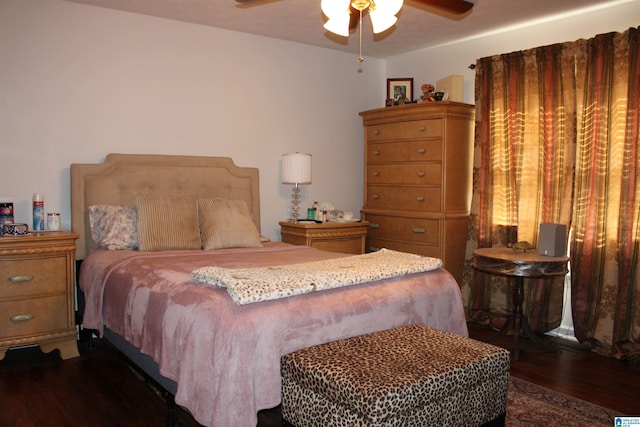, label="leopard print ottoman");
[281,324,509,427]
